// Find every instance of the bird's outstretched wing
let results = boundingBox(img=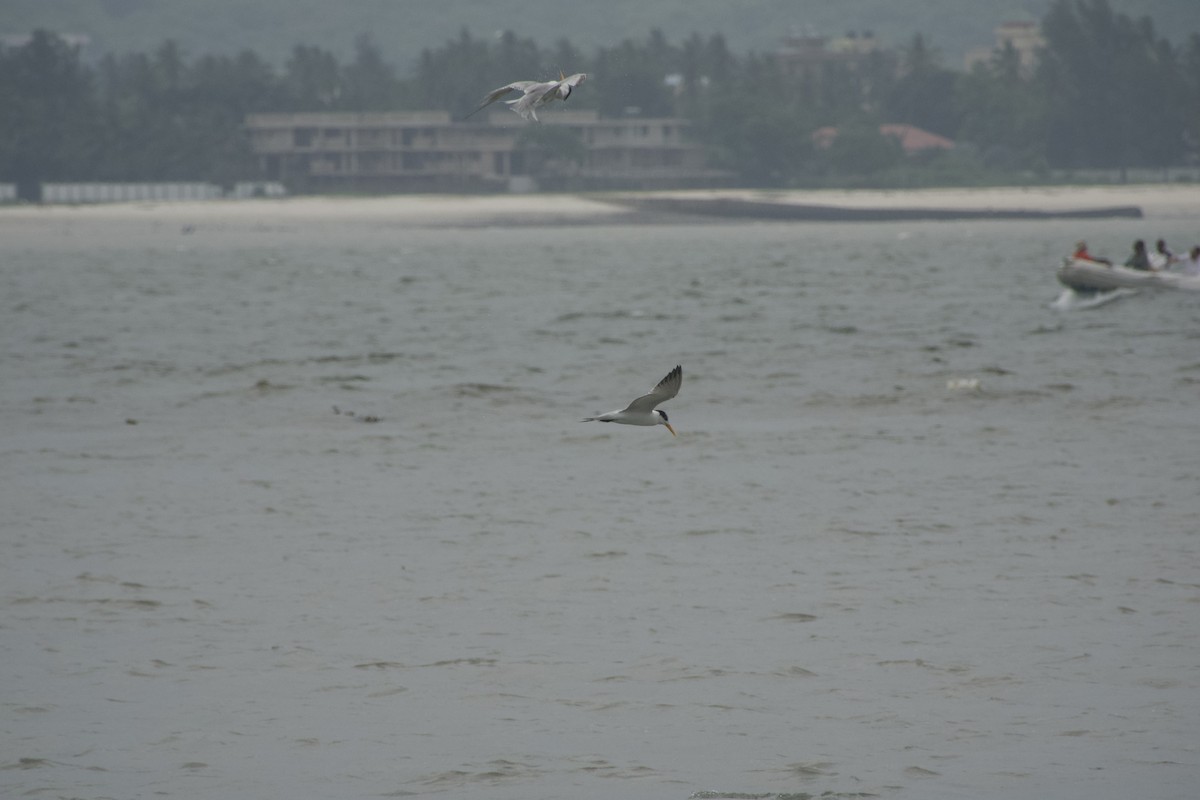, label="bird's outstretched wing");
[622,365,682,414]
[463,81,540,119]
[465,74,586,119]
